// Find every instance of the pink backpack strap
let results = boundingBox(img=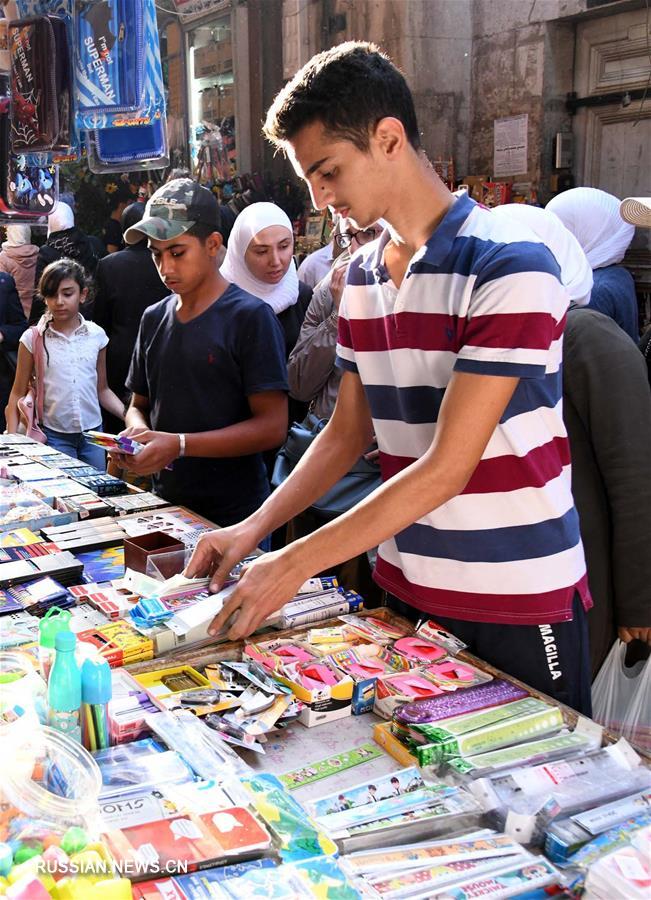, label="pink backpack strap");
[31,325,45,425]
